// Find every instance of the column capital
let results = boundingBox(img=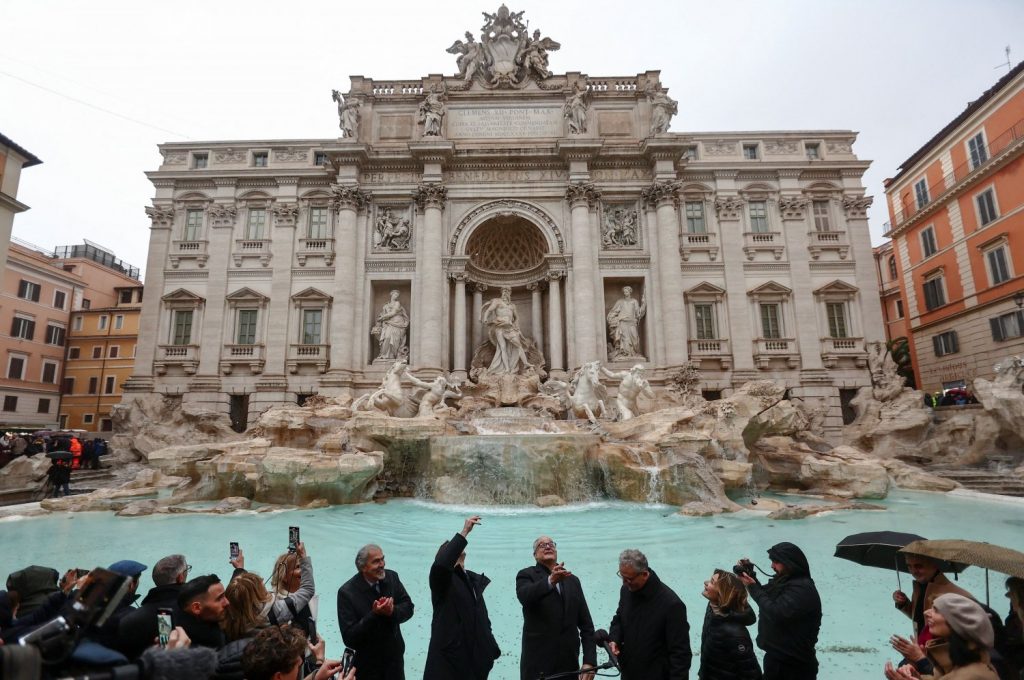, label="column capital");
[565,181,601,208]
[472,282,489,294]
[145,205,175,229]
[331,184,368,211]
[714,195,745,221]
[545,270,565,282]
[526,281,543,291]
[272,202,299,228]
[642,180,681,207]
[207,203,239,228]
[842,194,873,219]
[777,195,809,221]
[448,271,470,283]
[415,182,448,210]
